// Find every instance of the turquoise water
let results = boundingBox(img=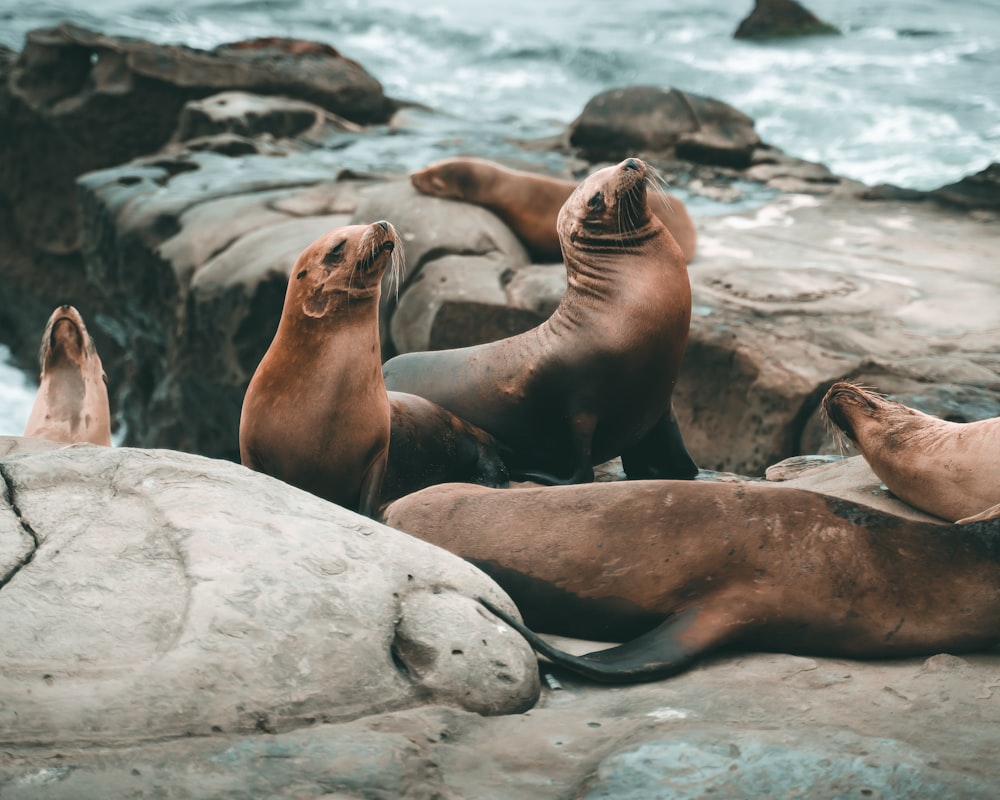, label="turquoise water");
[1,1,998,433]
[1,0,997,187]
